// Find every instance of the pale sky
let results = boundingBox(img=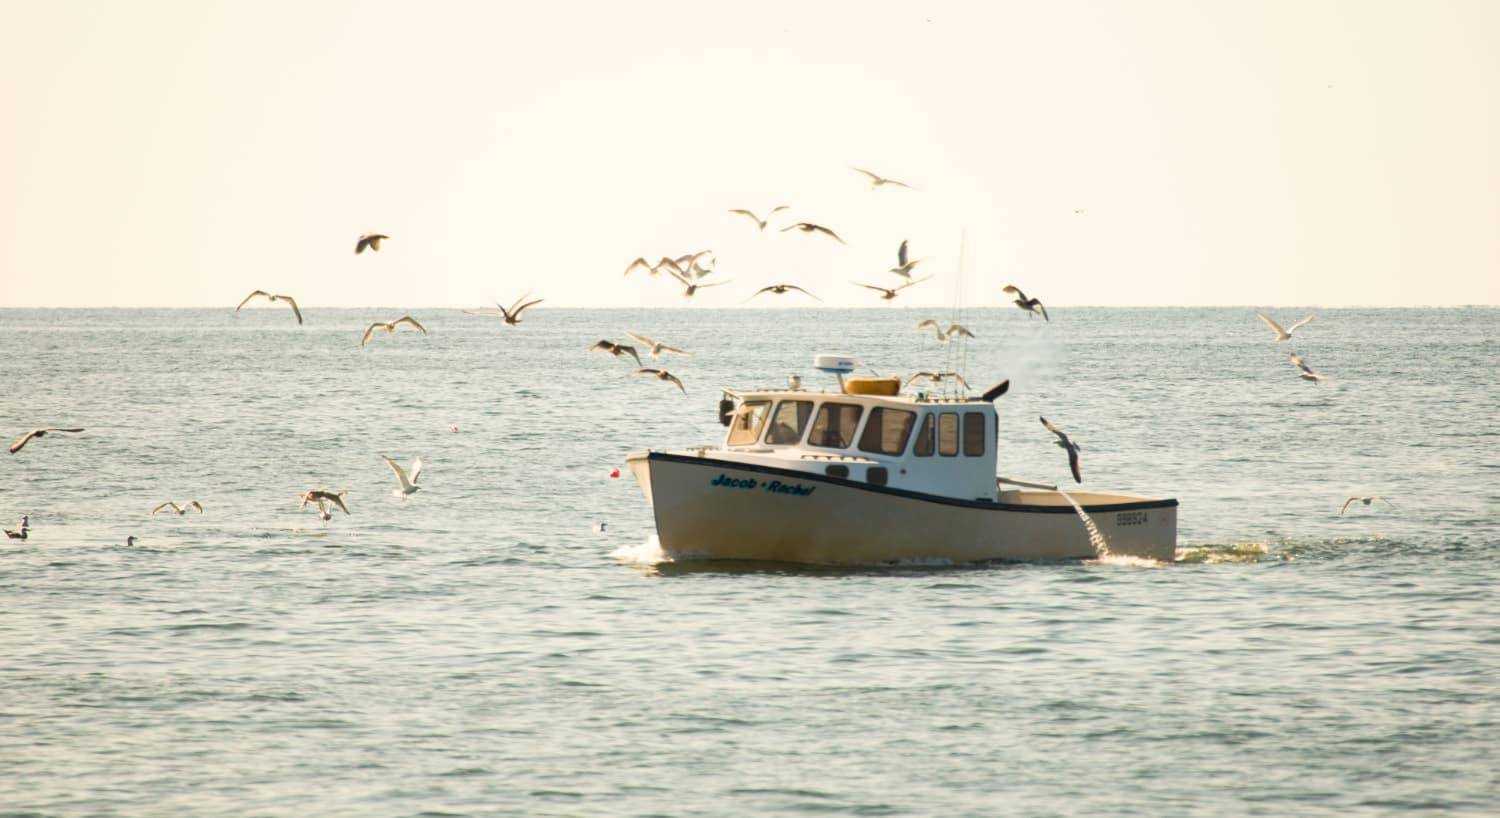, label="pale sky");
[2,0,1496,309]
